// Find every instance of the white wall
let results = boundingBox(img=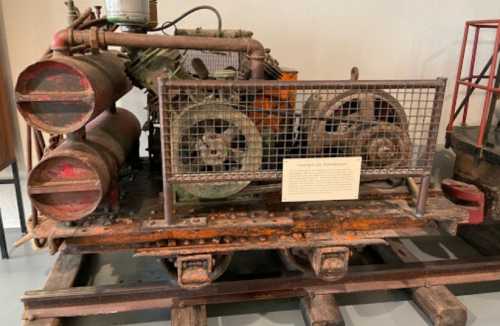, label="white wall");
[1,0,499,227]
